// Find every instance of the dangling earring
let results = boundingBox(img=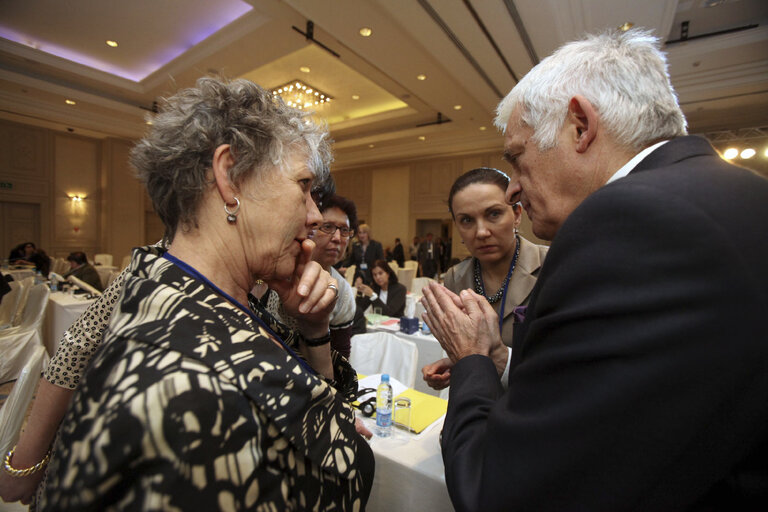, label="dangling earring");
[225,197,240,223]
